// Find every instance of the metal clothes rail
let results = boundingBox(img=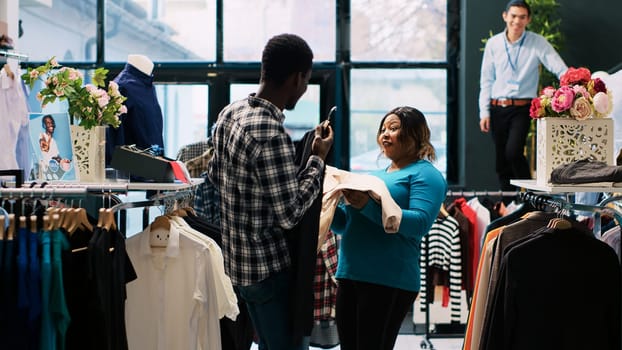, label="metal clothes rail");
[0,49,28,61]
[446,190,520,198]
